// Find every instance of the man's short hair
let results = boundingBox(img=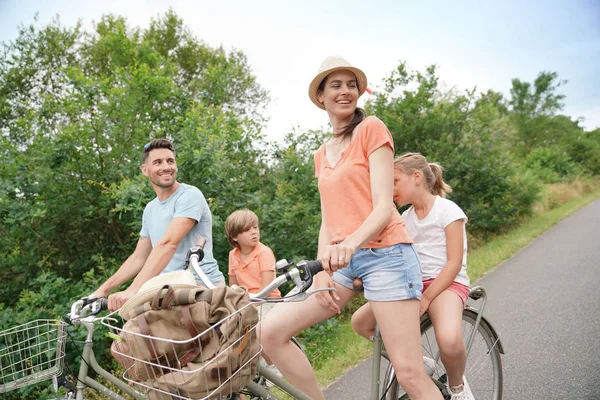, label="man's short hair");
[225,209,259,248]
[142,138,175,163]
